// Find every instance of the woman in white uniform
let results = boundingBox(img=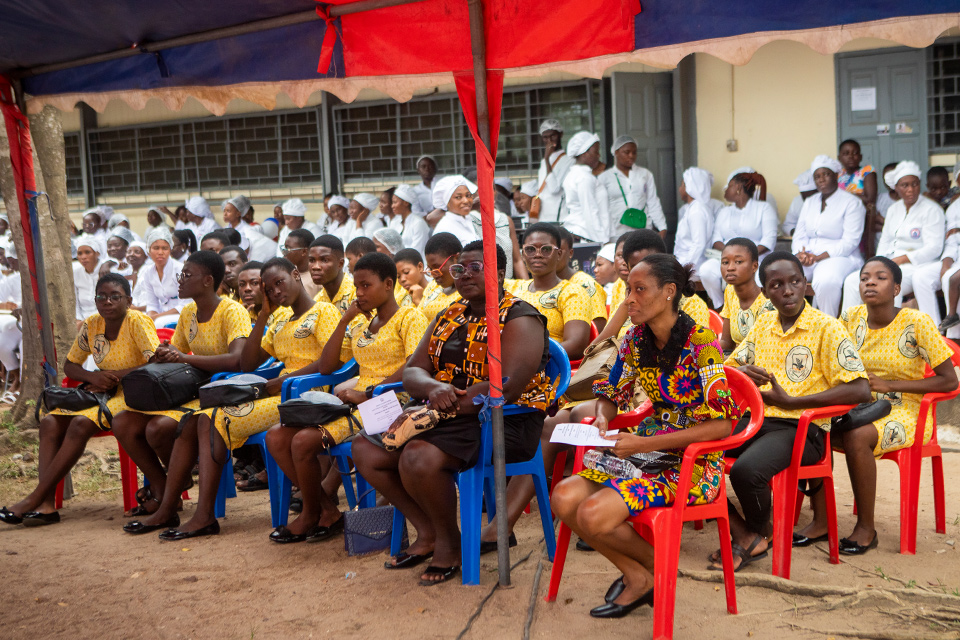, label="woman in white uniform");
[184,196,220,248]
[599,135,667,239]
[432,175,479,245]
[140,227,185,329]
[561,131,610,243]
[791,155,866,317]
[73,235,104,324]
[342,193,385,243]
[672,167,714,274]
[391,184,430,258]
